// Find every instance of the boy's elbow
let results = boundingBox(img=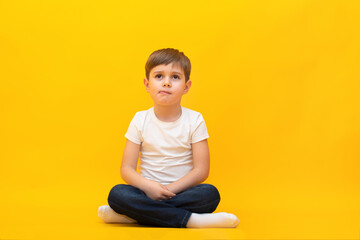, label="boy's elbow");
[120,167,125,180]
[203,171,209,182]
[120,165,130,180]
[198,168,209,183]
